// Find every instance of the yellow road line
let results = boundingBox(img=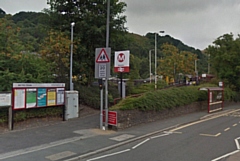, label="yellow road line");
[200,133,221,137]
[170,109,240,132]
[224,128,230,131]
